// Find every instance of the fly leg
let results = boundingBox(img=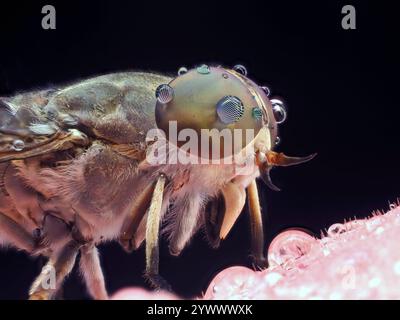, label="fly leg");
[143,174,171,291]
[79,243,108,300]
[29,239,81,300]
[0,211,36,252]
[247,180,268,269]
